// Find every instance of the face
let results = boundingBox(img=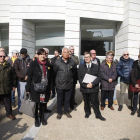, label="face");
[45,50,48,58]
[20,53,27,59]
[123,51,129,59]
[84,54,91,63]
[62,49,69,59]
[13,53,19,57]
[54,51,59,57]
[90,50,96,59]
[69,47,74,54]
[106,56,113,63]
[38,52,46,62]
[0,52,5,63]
